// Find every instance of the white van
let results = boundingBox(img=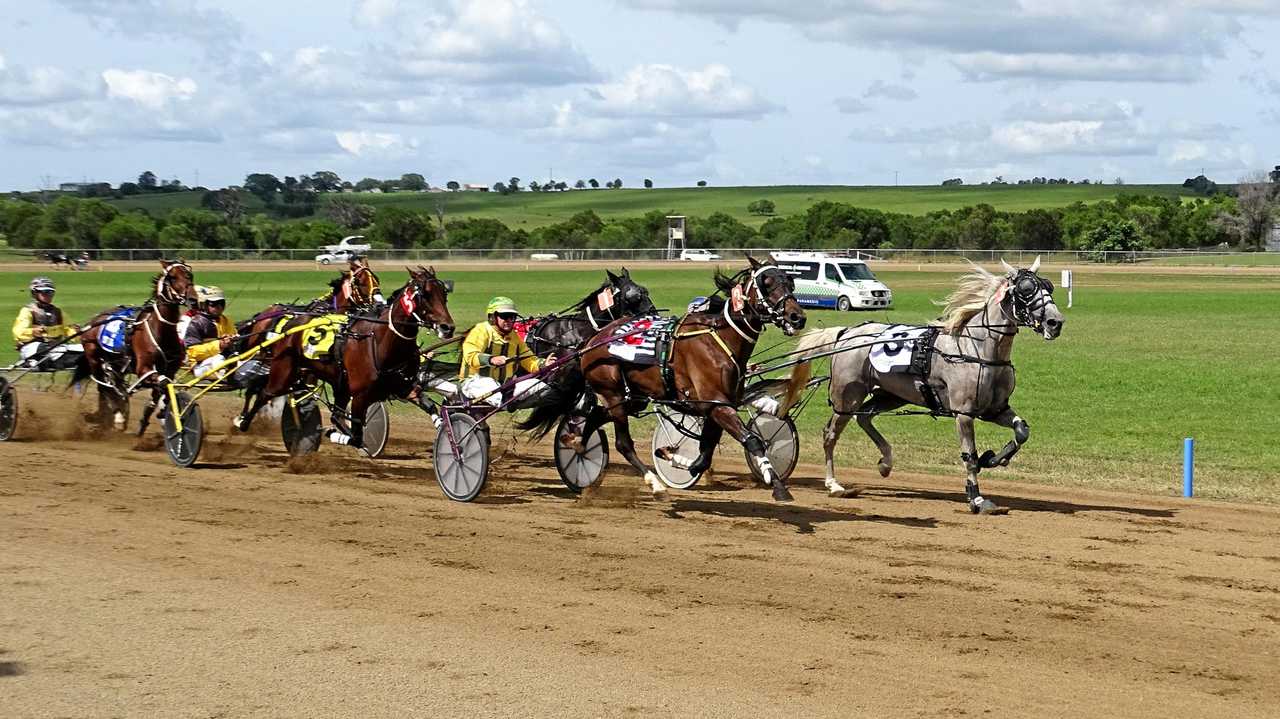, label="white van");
[769,251,892,310]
